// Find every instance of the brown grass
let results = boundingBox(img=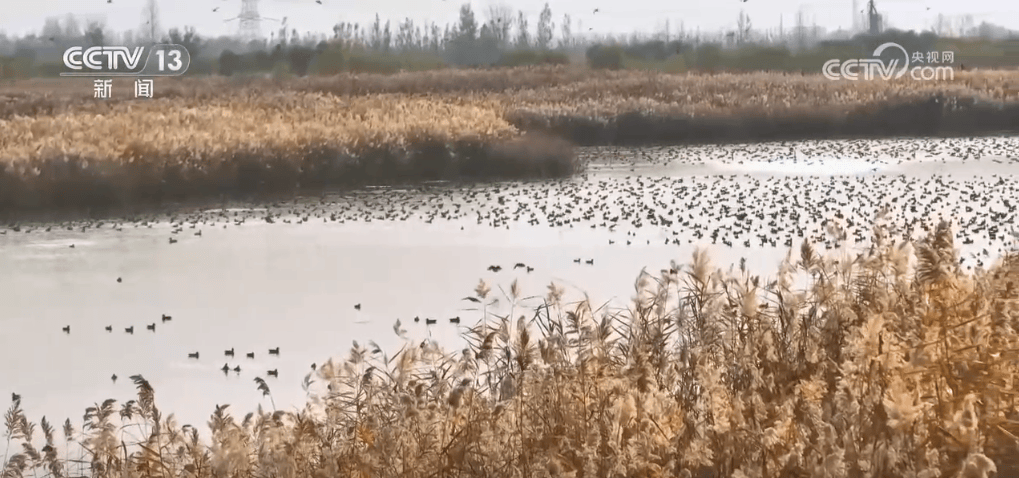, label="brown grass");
[4,214,1019,478]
